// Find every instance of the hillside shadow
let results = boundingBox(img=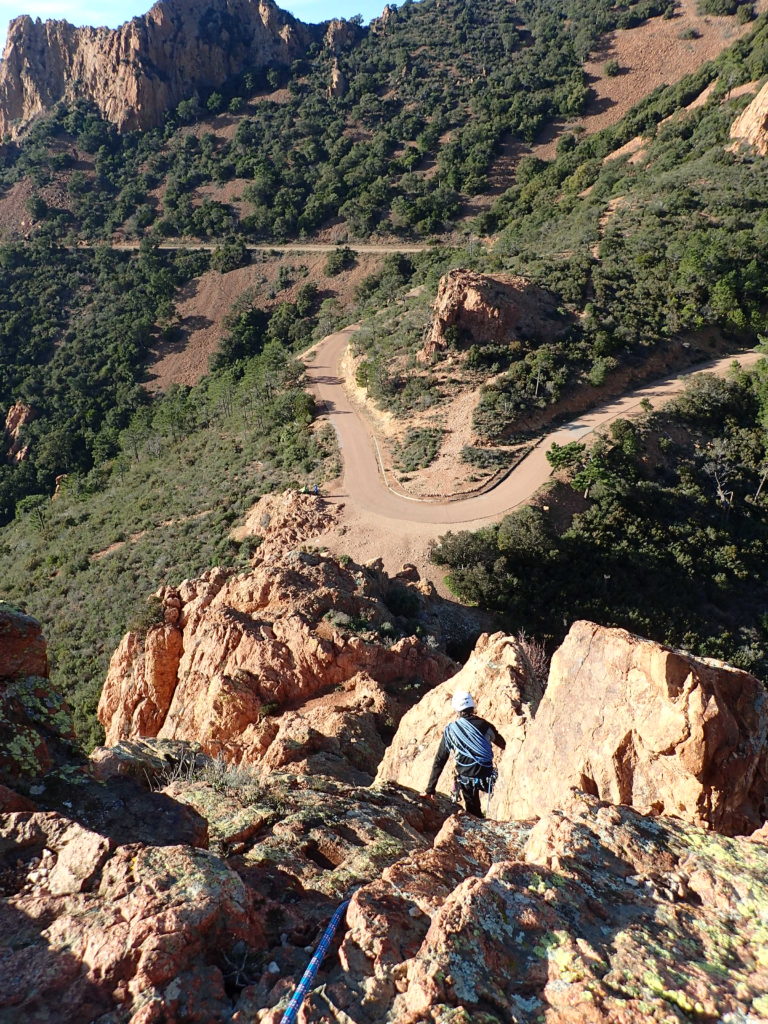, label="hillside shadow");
[37,772,208,849]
